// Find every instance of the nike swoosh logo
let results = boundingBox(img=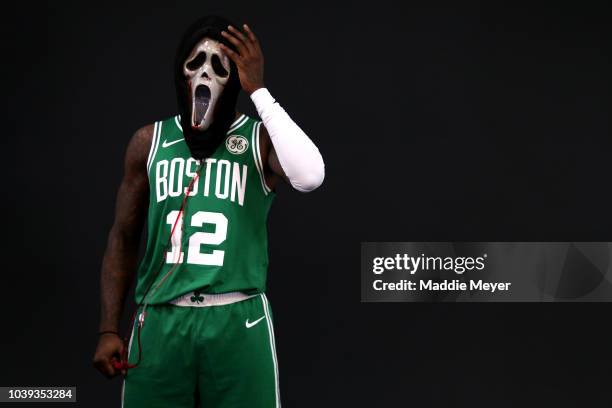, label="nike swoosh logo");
[162,138,184,148]
[245,316,266,328]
